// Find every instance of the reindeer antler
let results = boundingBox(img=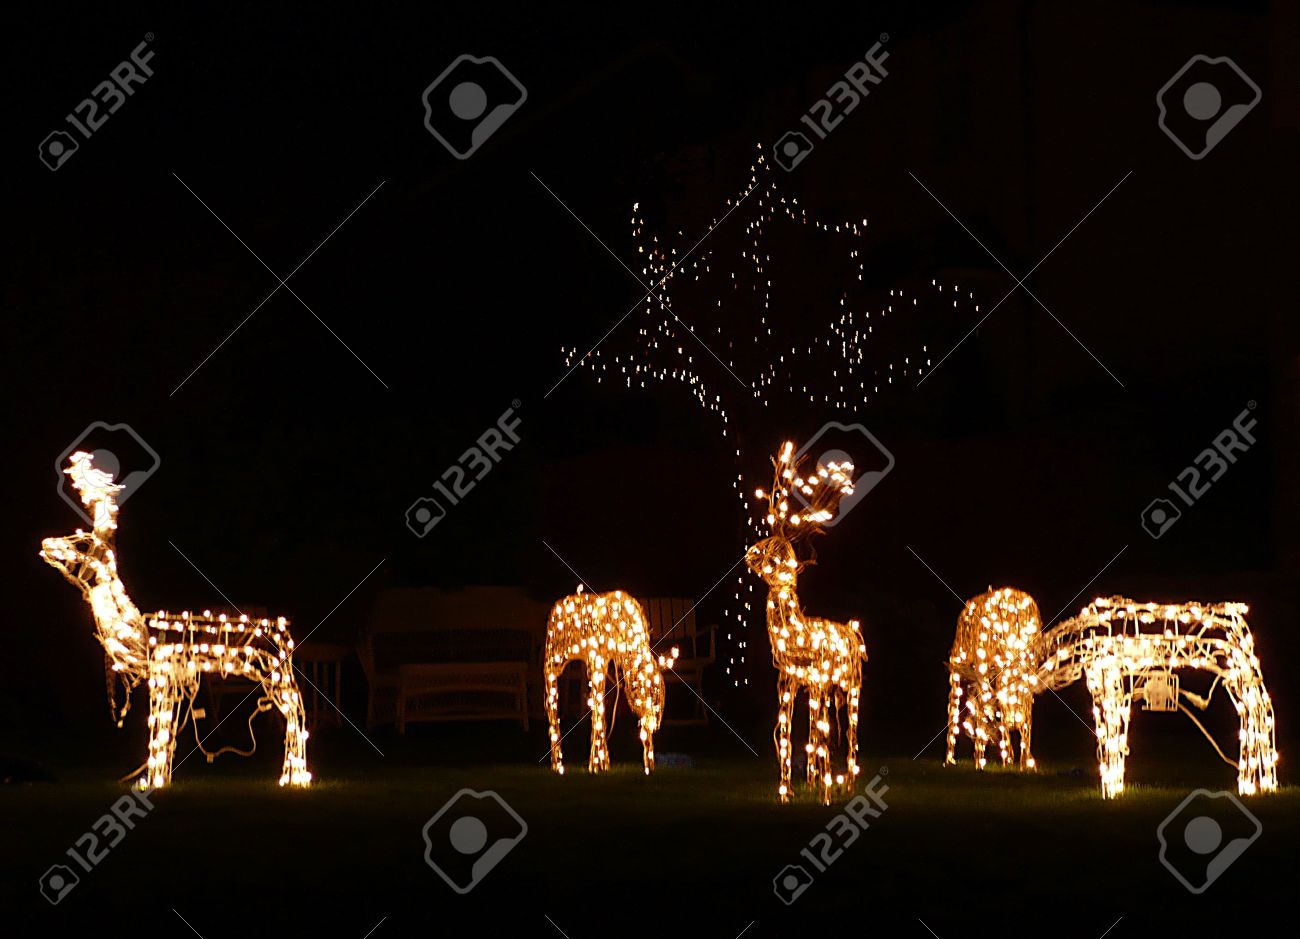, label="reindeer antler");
[65,451,124,533]
[755,440,857,542]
